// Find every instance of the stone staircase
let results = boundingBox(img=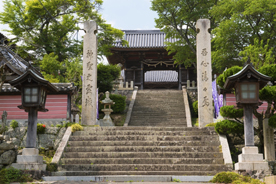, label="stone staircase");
[54,126,232,176]
[129,90,187,126]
